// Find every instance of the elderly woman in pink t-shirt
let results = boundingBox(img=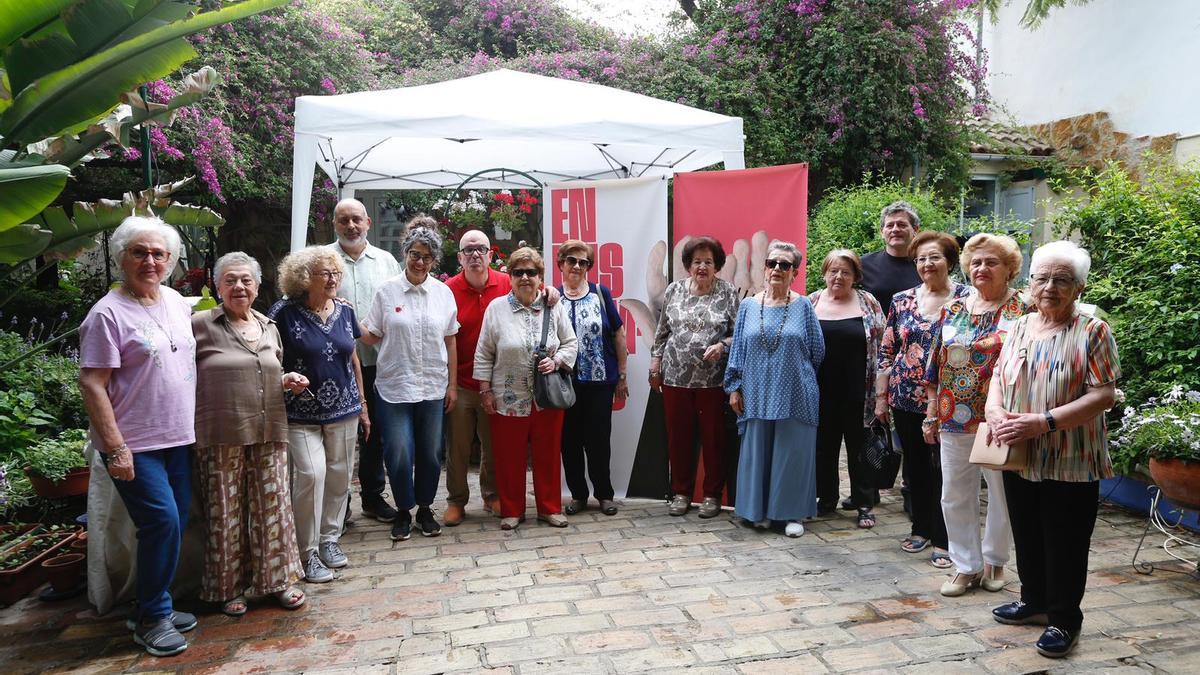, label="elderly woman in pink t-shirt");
[79,216,197,658]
